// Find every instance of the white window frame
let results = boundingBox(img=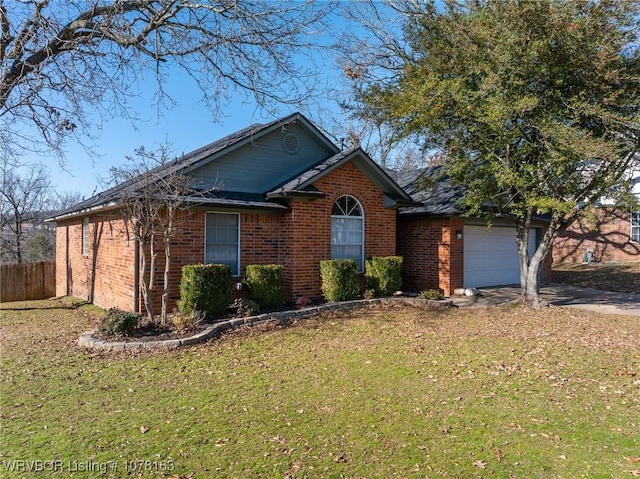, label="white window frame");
[331,195,365,271]
[631,211,640,242]
[204,212,240,276]
[82,217,89,256]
